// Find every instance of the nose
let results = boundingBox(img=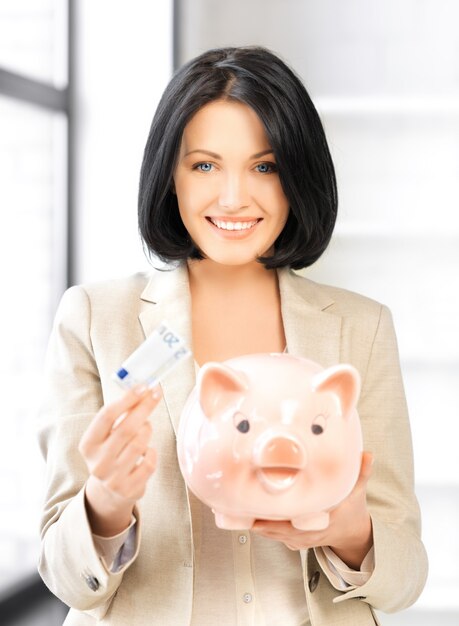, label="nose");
[218,173,250,211]
[255,435,306,469]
